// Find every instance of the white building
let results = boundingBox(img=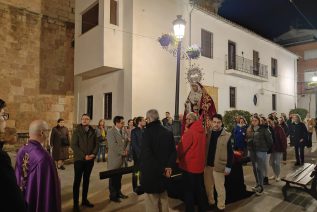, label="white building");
[74,0,298,125]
